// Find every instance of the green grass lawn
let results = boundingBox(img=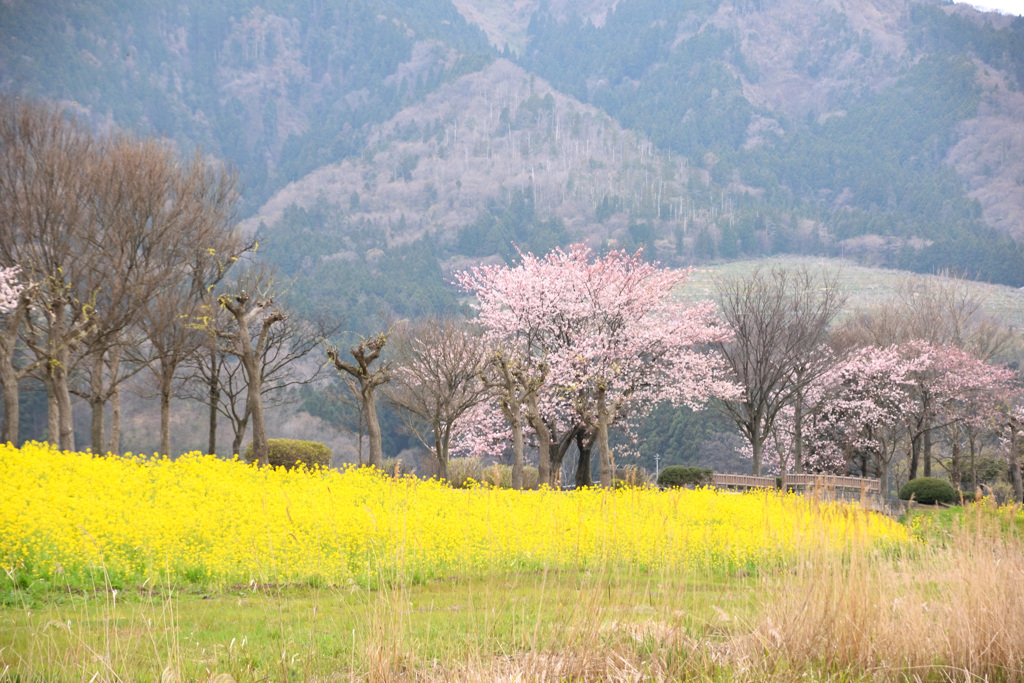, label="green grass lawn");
[1,568,757,681]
